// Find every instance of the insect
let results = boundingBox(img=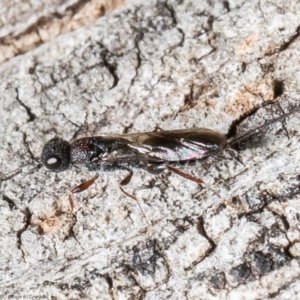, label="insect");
[1,103,299,217]
[41,104,300,203]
